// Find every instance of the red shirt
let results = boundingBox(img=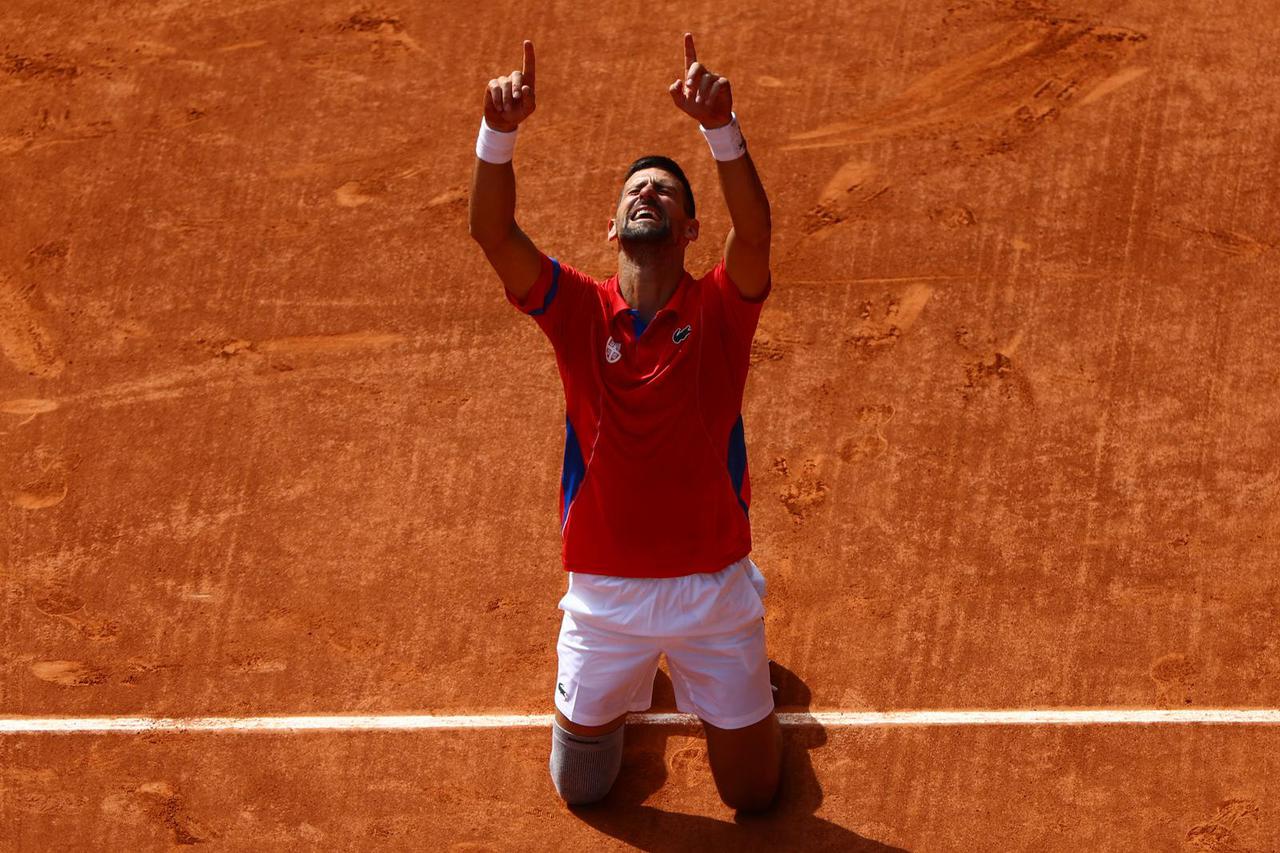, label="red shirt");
[506,253,770,578]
